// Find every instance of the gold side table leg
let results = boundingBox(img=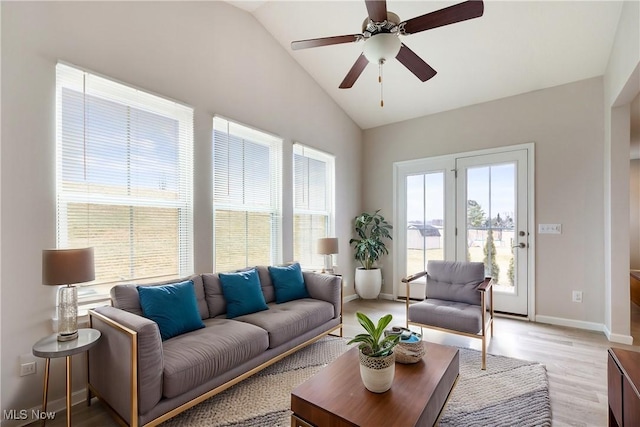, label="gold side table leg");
[66,355,72,427]
[86,350,92,407]
[41,358,50,427]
